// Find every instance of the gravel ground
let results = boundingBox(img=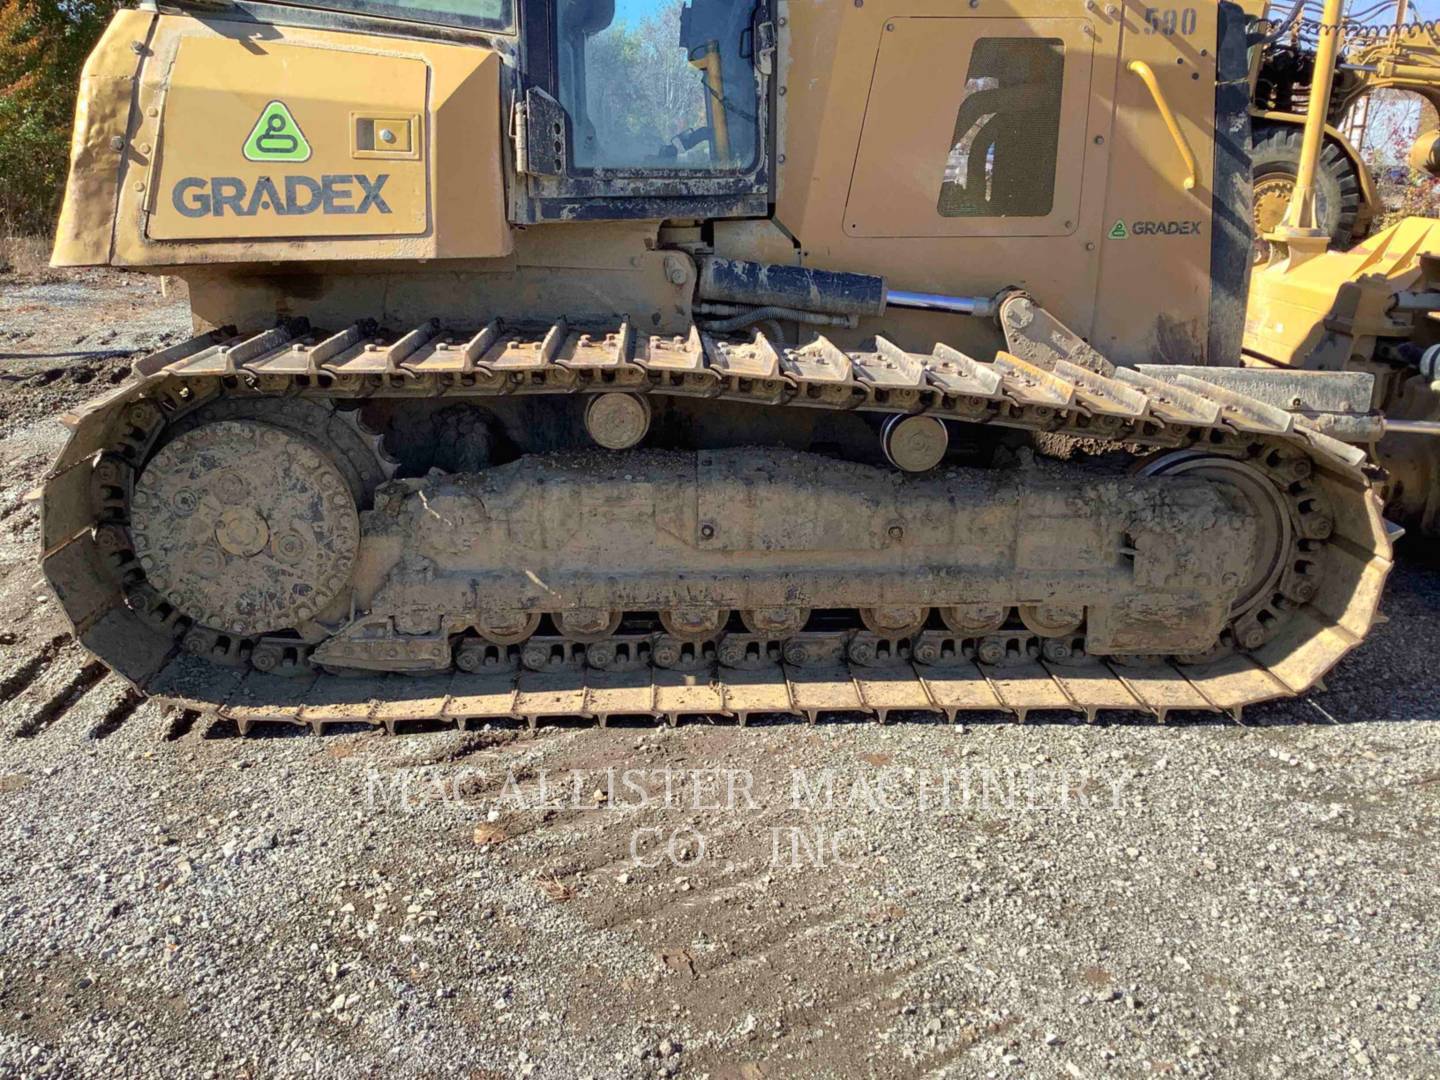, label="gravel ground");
[1,270,1438,1079]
